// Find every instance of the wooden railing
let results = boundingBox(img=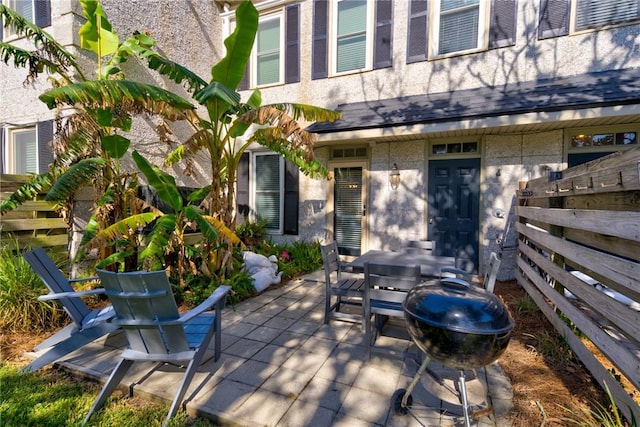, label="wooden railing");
[0,174,68,249]
[516,147,640,422]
